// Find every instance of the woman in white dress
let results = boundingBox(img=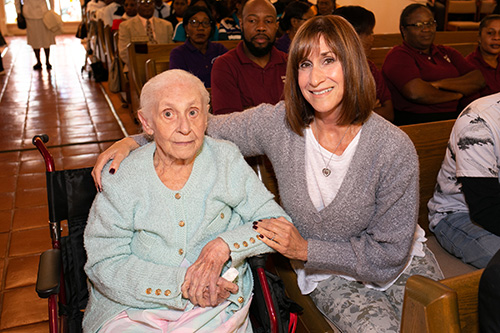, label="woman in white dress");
[15,0,56,70]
